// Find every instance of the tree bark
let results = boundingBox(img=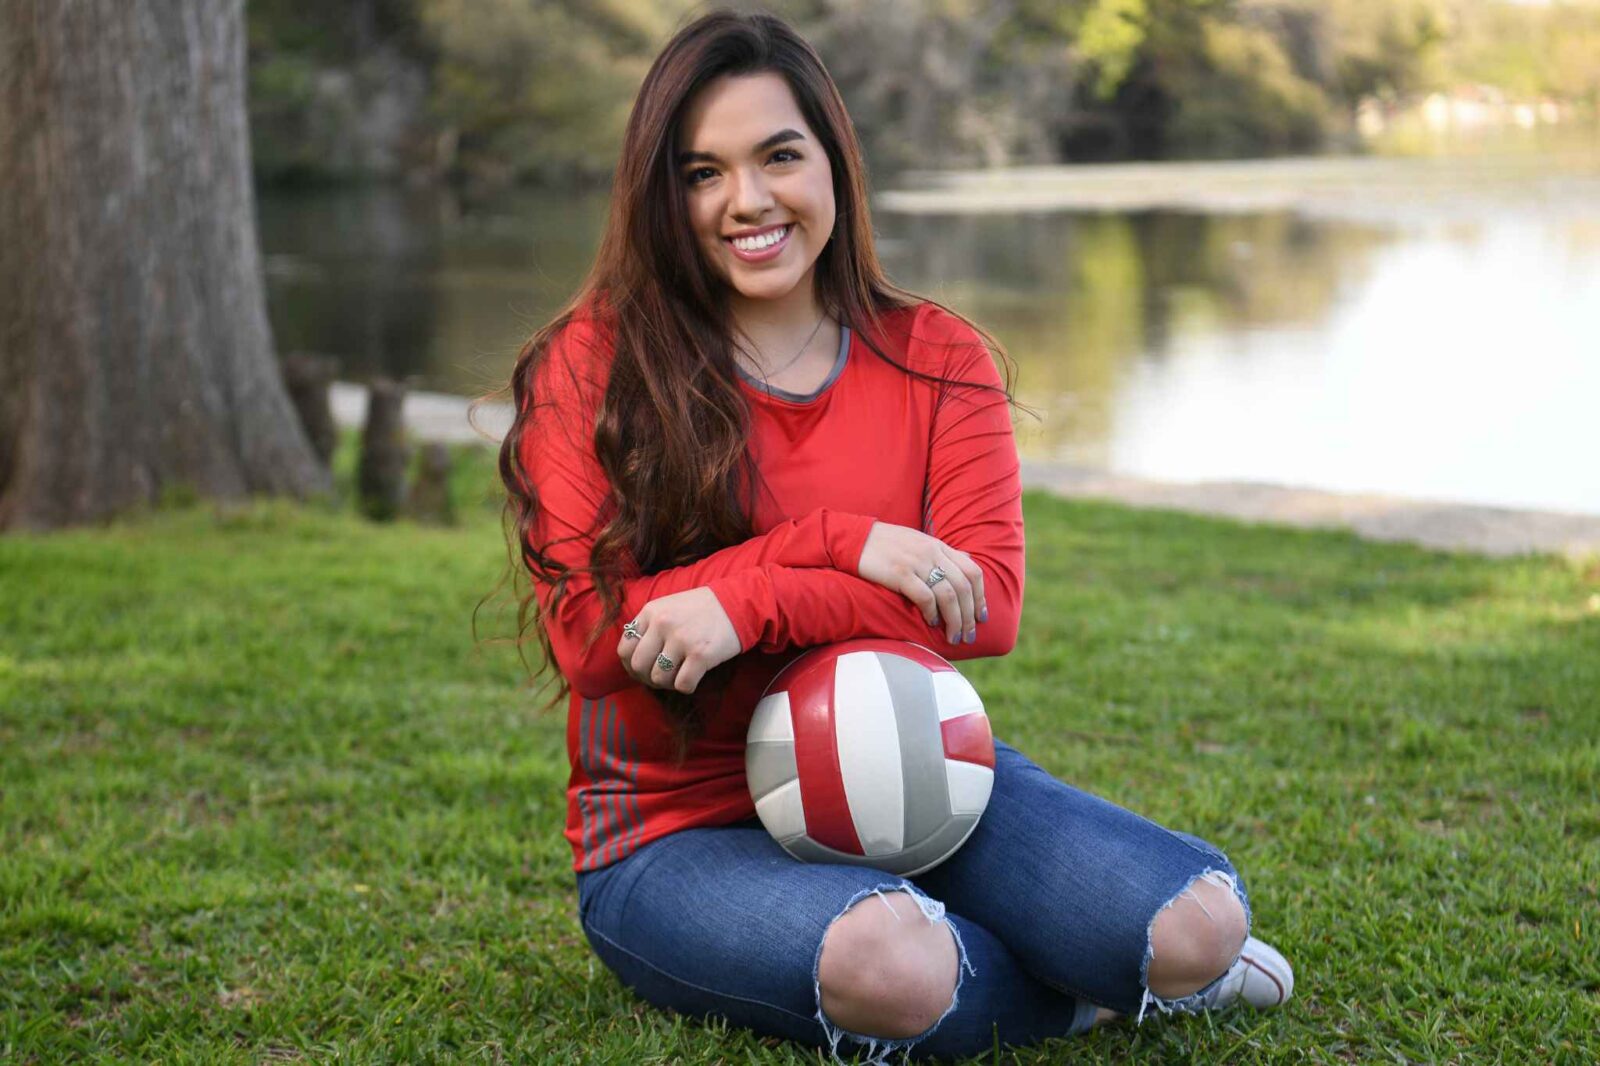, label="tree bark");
[0,0,332,531]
